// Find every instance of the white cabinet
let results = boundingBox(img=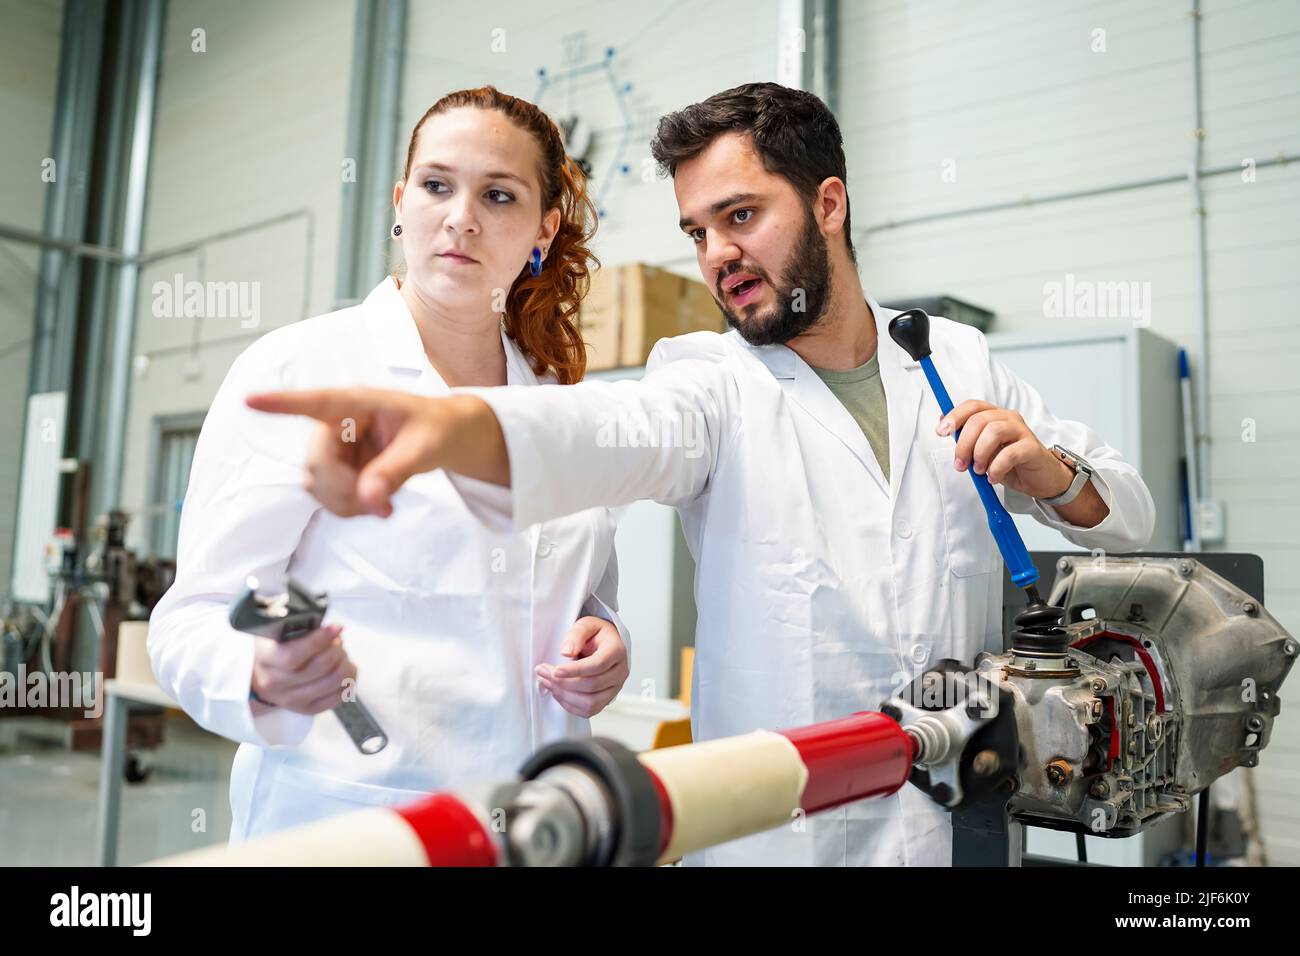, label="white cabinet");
[987,324,1183,553]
